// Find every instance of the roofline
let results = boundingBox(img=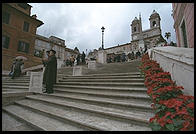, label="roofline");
[104,43,131,50]
[4,3,44,27]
